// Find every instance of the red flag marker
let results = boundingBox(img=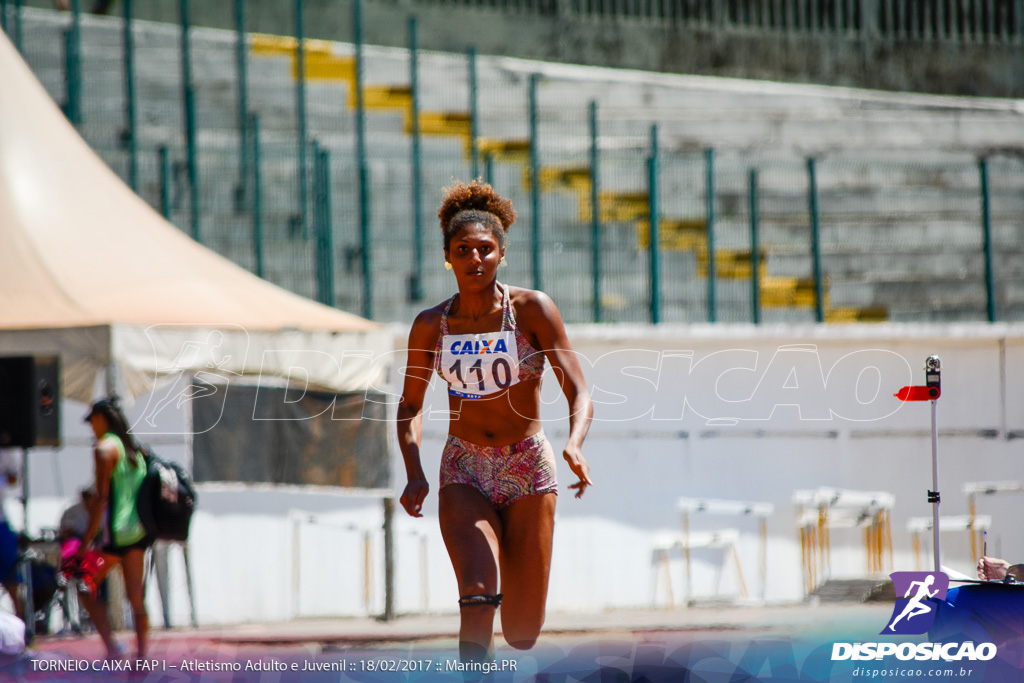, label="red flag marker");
[894,385,940,401]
